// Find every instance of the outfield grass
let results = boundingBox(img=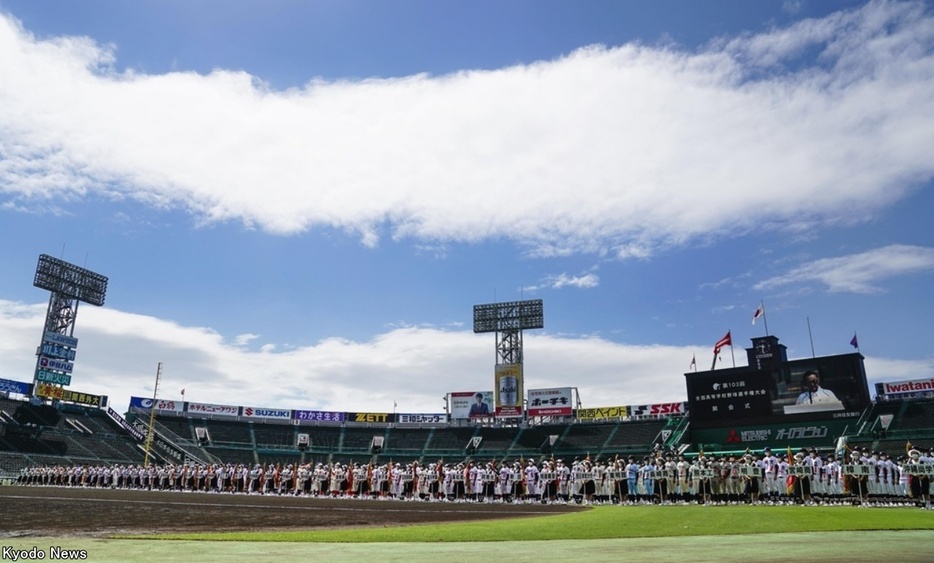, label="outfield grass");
[149,504,934,542]
[7,508,934,562]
